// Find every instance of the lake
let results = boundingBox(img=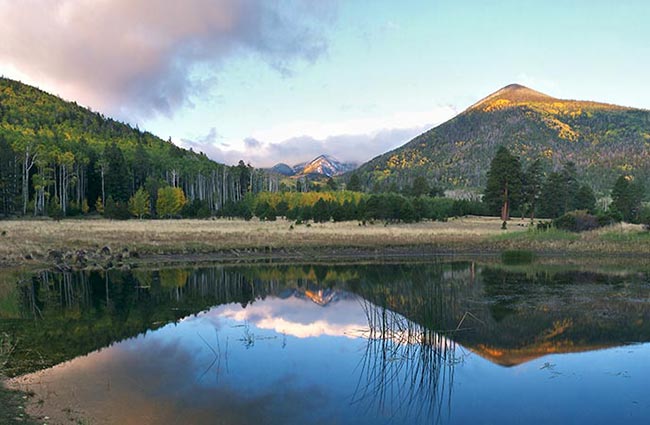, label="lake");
[2,261,650,424]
